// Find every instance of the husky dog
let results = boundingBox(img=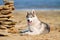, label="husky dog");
[20,10,50,35]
